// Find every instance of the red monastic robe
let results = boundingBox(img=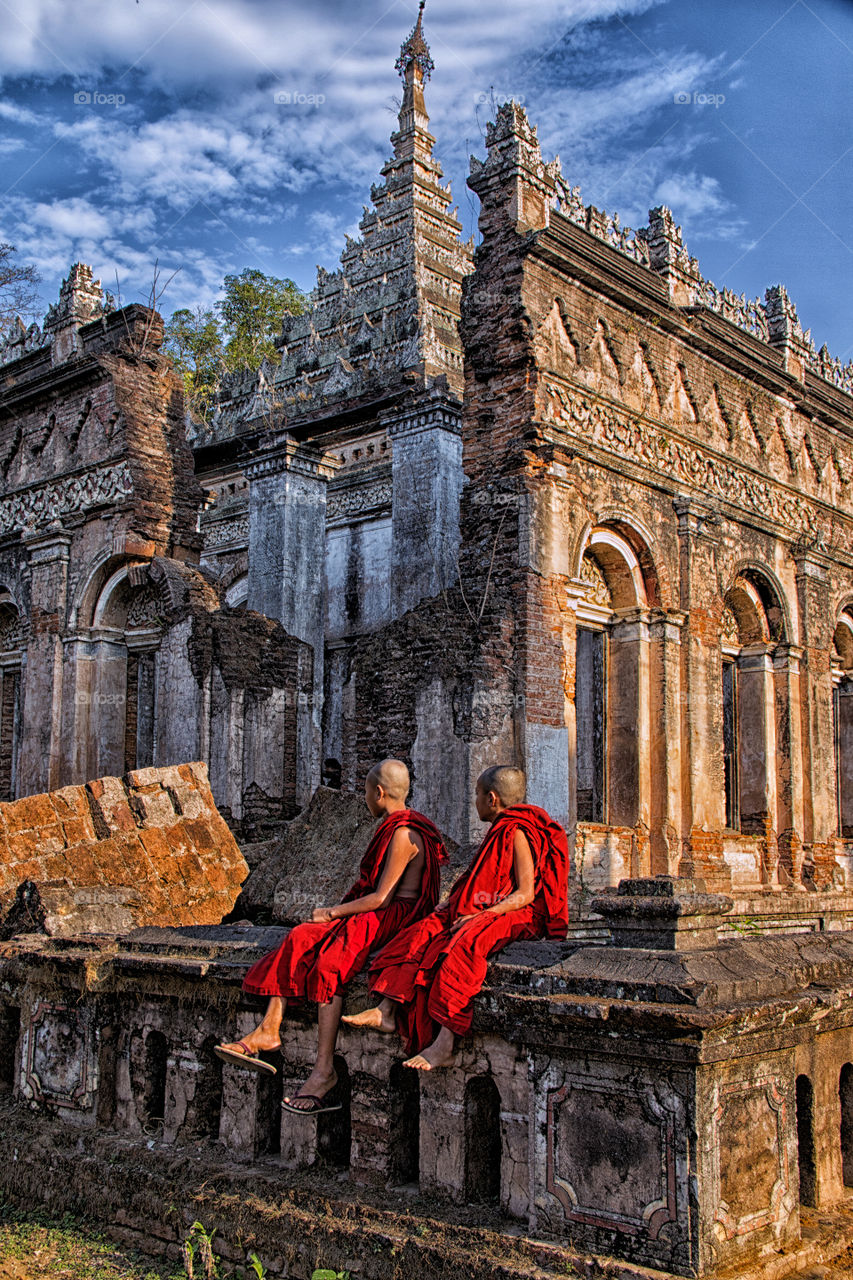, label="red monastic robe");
[242,809,447,1004]
[369,805,569,1052]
